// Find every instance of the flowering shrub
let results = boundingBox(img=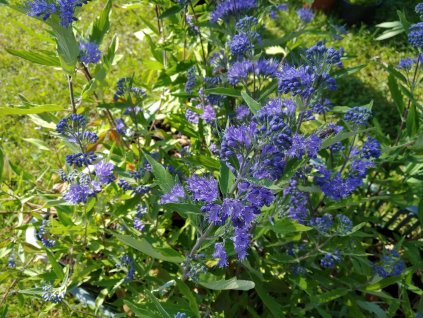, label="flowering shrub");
[0,0,422,317]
